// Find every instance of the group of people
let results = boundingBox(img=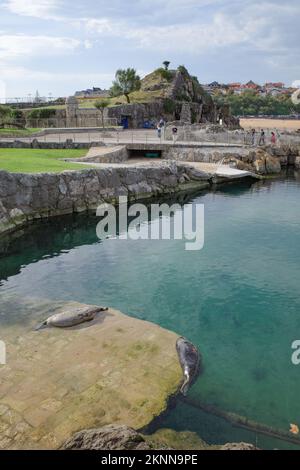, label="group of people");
[156,118,179,143]
[250,129,278,146]
[157,120,279,147]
